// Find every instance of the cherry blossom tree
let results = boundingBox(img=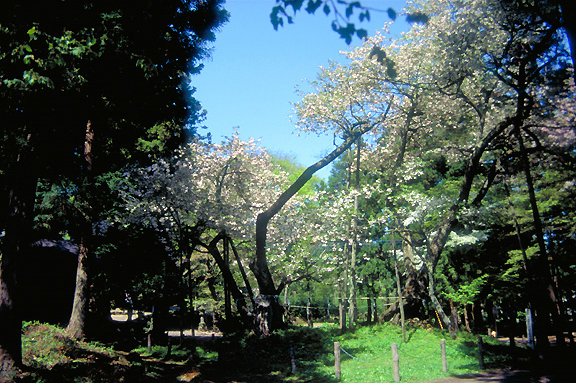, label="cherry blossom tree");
[249,44,396,331]
[121,133,312,330]
[296,0,573,339]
